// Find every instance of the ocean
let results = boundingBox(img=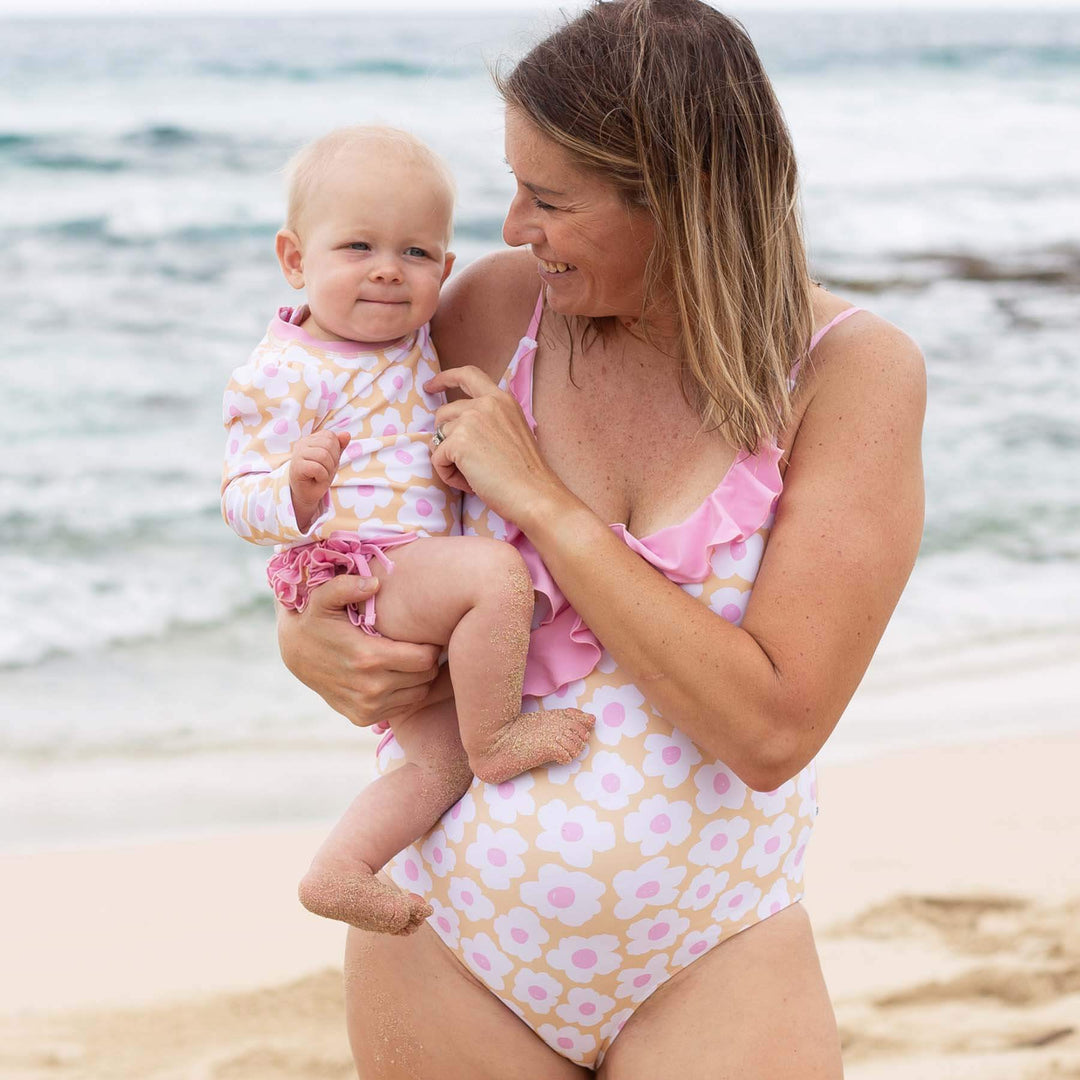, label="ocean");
[2,9,1078,850]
